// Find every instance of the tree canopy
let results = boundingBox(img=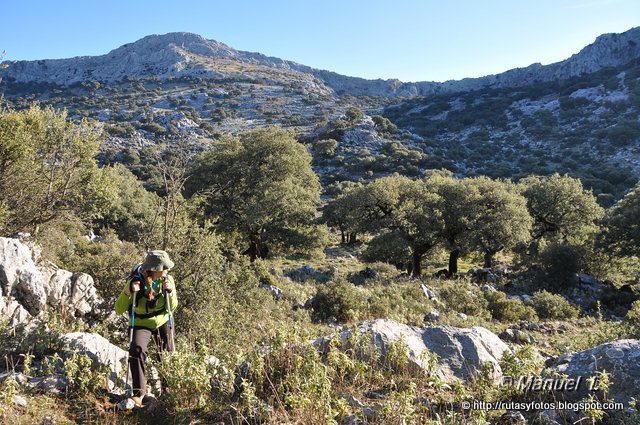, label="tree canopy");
[332,175,444,277]
[0,106,104,235]
[520,173,604,246]
[186,127,325,260]
[465,177,532,268]
[599,183,640,257]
